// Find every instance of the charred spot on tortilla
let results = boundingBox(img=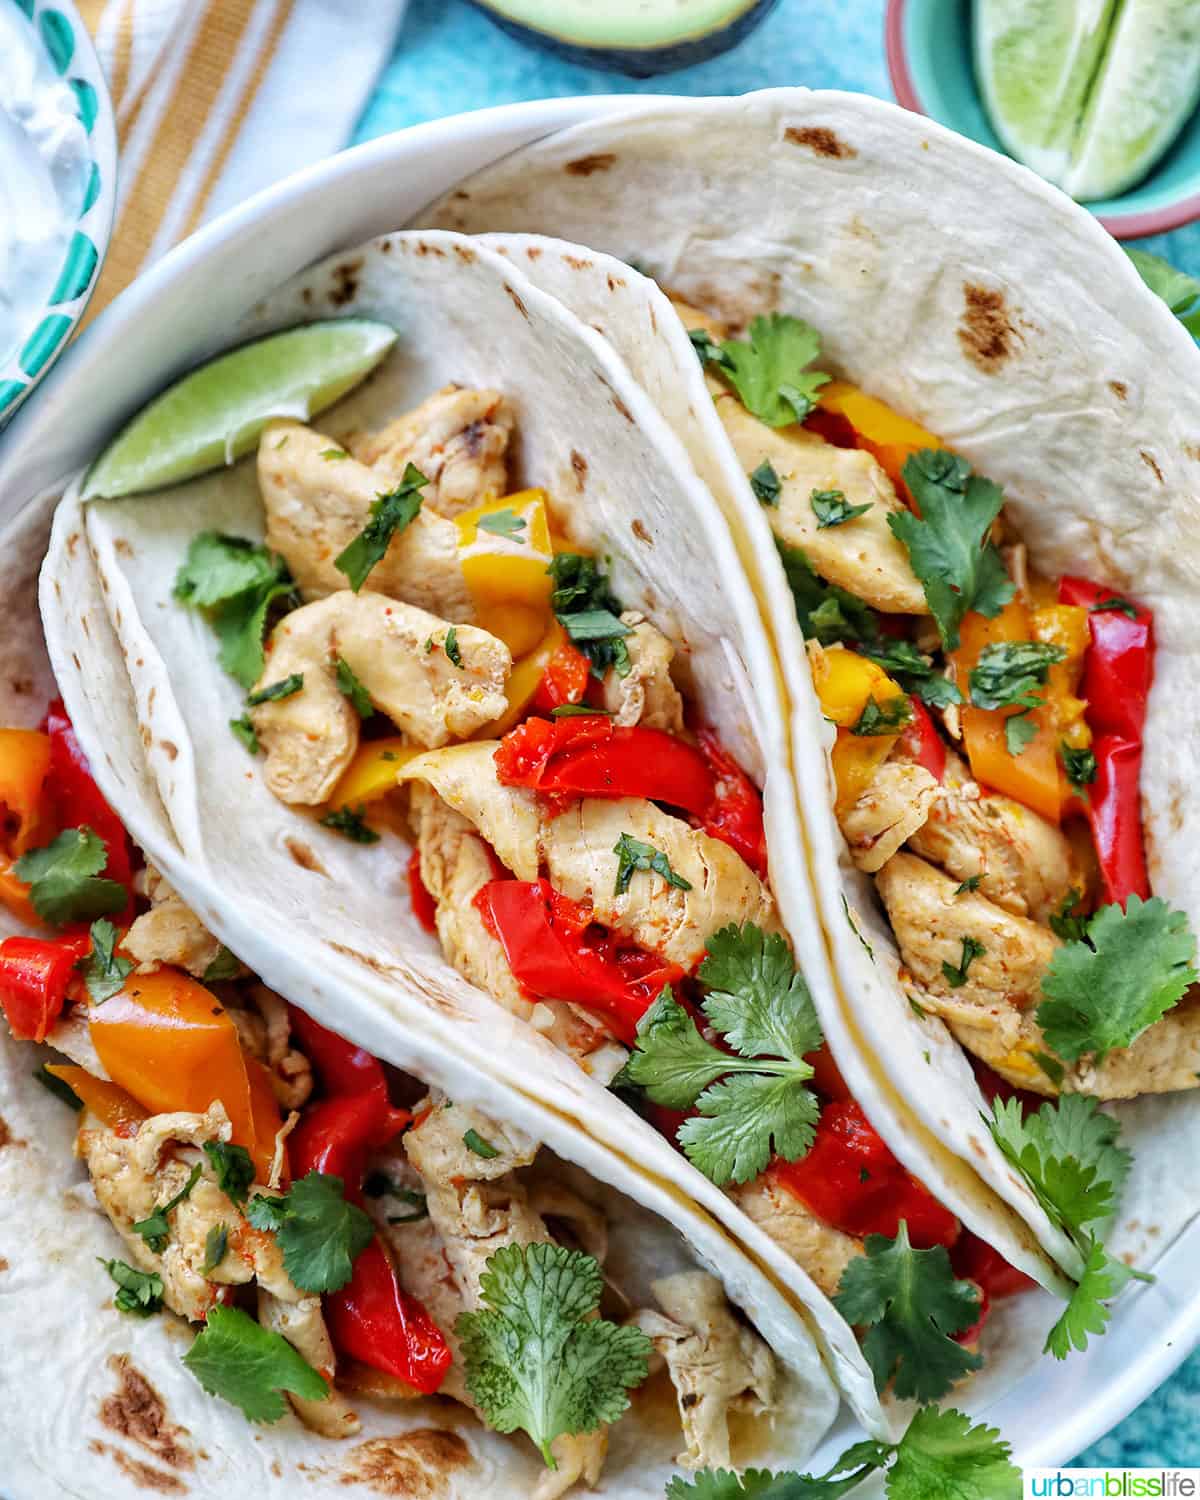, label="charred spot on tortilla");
[607,273,626,293]
[99,1357,197,1474]
[452,243,476,264]
[1139,450,1165,483]
[114,537,134,558]
[564,254,594,272]
[565,152,617,176]
[958,283,1021,372]
[631,520,653,547]
[301,287,314,307]
[284,835,329,876]
[341,1431,470,1497]
[89,1442,186,1495]
[612,393,635,424]
[160,740,179,761]
[0,1116,23,1148]
[784,125,857,160]
[1109,381,1129,402]
[503,284,529,321]
[525,244,542,261]
[329,258,364,308]
[0,1257,8,1272]
[570,449,588,488]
